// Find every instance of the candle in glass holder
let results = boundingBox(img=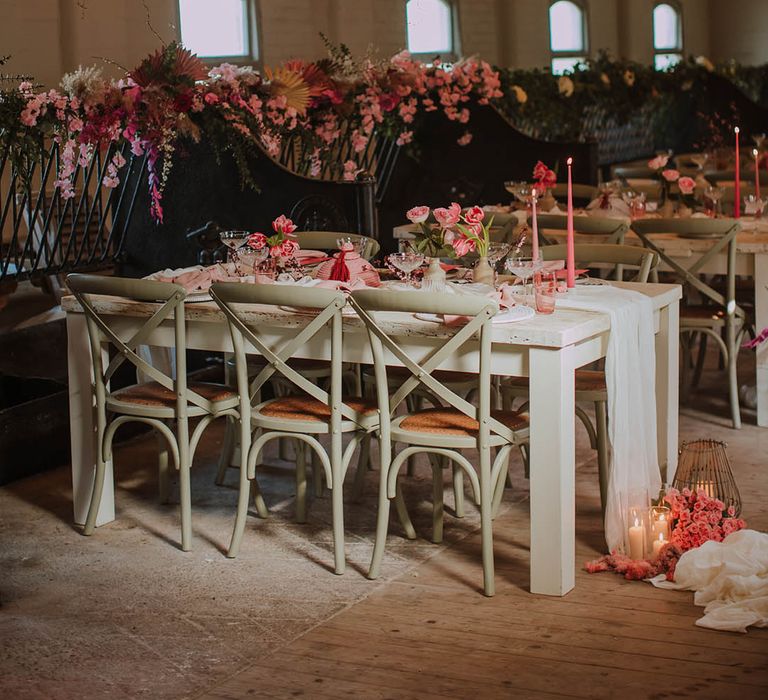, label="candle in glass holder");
[628,509,646,560]
[652,532,667,558]
[650,505,671,542]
